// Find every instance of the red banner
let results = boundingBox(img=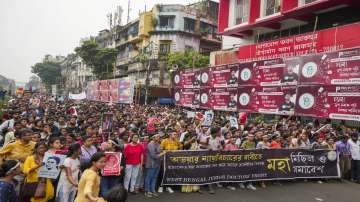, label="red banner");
[239,58,297,86]
[238,86,297,115]
[174,88,200,108]
[201,64,239,88]
[200,88,237,111]
[102,152,122,176]
[173,69,201,89]
[296,85,360,121]
[238,22,360,62]
[286,48,360,85]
